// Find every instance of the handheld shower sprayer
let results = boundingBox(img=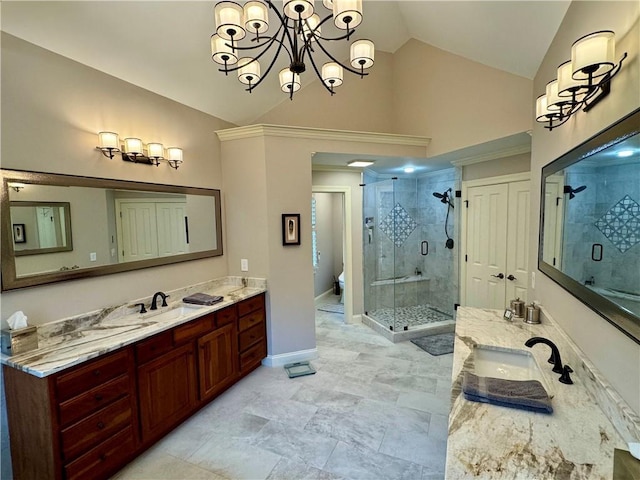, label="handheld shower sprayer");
[432,188,454,208]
